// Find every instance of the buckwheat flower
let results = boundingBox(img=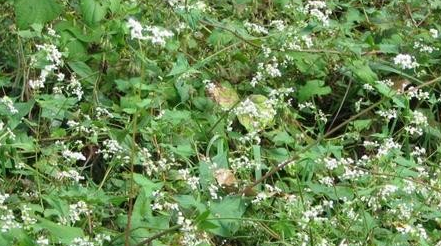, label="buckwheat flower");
[376,138,401,158]
[96,107,114,118]
[208,184,220,200]
[144,26,174,46]
[97,139,124,160]
[56,170,84,182]
[69,201,90,223]
[0,193,9,210]
[56,72,65,81]
[304,1,332,26]
[36,236,49,246]
[62,149,86,162]
[323,157,338,170]
[406,86,429,100]
[127,18,147,40]
[413,40,437,53]
[21,205,37,229]
[430,28,439,38]
[376,108,397,120]
[0,96,18,114]
[244,21,268,35]
[270,20,285,31]
[1,209,21,232]
[301,35,313,48]
[393,54,419,69]
[379,184,398,200]
[67,75,83,100]
[36,44,62,66]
